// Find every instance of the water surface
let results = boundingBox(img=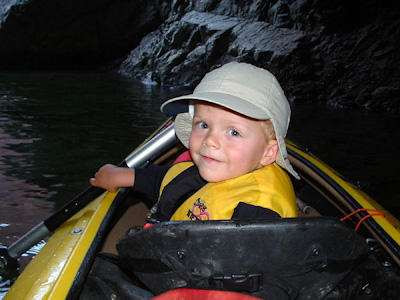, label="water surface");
[0,71,182,247]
